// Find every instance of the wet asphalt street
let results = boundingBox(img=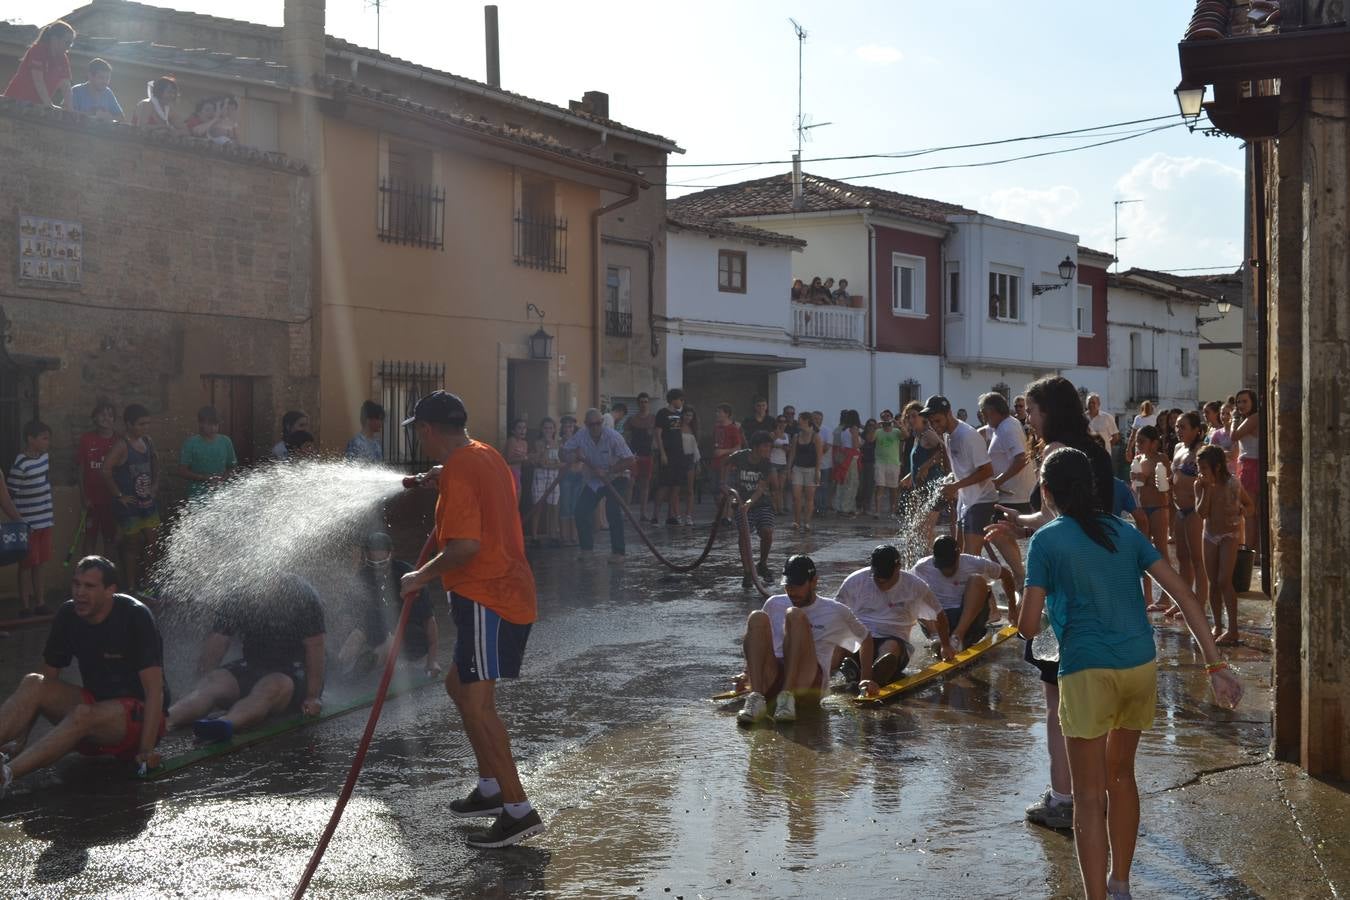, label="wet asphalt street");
[0,506,1344,899]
